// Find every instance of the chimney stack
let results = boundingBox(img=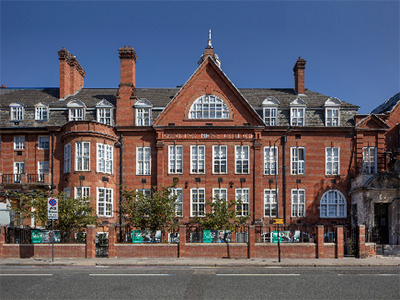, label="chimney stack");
[293,57,306,95]
[116,46,137,126]
[58,47,85,99]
